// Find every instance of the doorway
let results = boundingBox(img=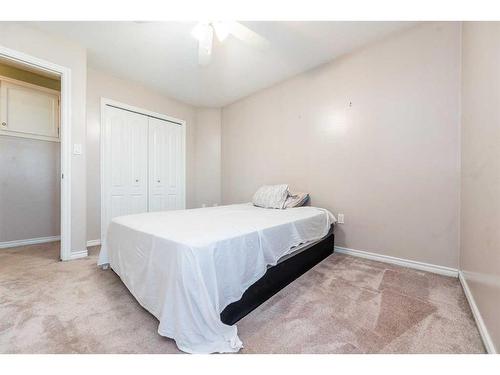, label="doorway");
[0,45,72,261]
